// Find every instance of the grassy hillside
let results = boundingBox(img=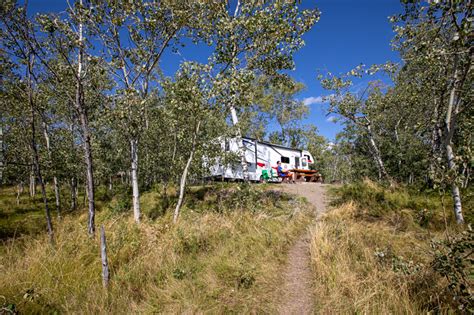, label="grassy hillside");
[0,184,313,313]
[2,181,472,313]
[309,180,473,313]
